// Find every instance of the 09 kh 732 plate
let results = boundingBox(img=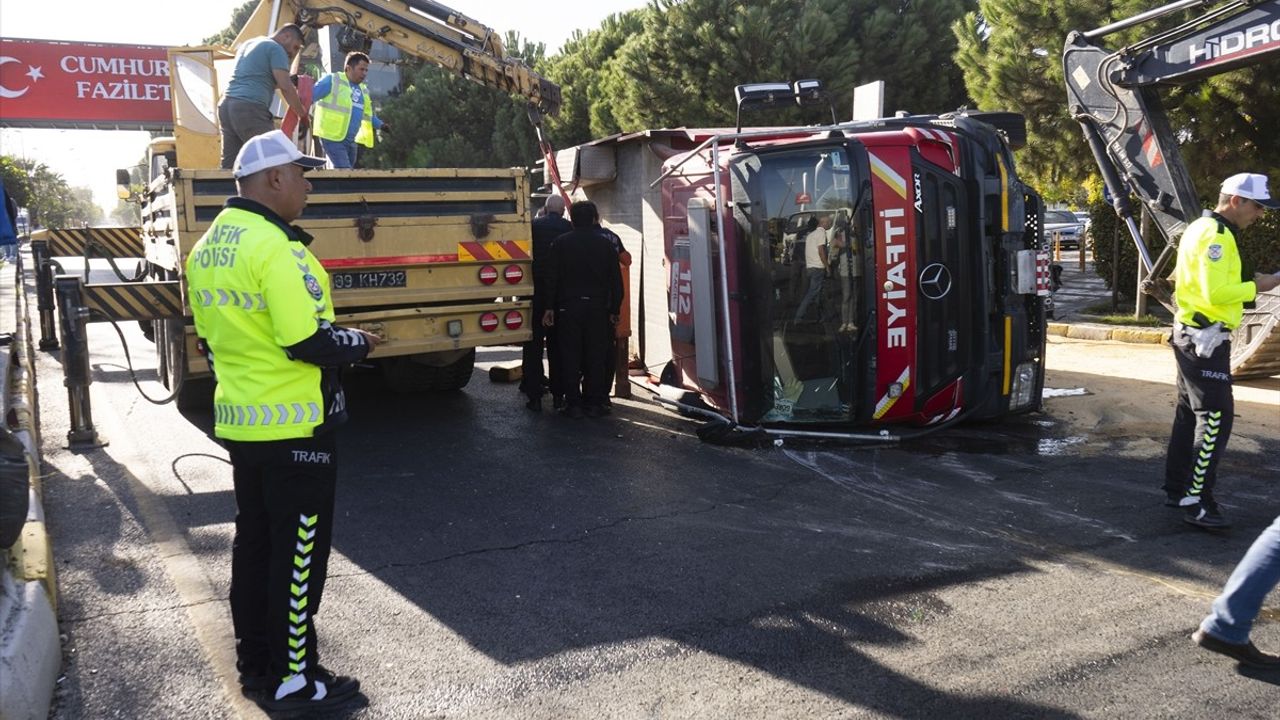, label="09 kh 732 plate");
[331,269,408,290]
